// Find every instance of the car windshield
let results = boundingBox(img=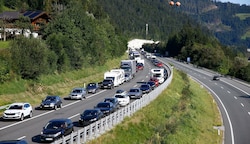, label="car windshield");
[141,85,149,88]
[45,121,65,129]
[115,95,125,98]
[45,96,56,101]
[97,103,110,108]
[8,105,23,110]
[72,89,82,93]
[83,110,97,116]
[87,83,96,87]
[104,99,114,103]
[130,89,138,92]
